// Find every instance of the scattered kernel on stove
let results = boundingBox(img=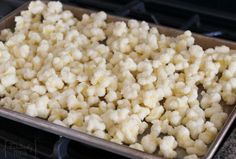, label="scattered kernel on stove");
[0,1,235,158]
